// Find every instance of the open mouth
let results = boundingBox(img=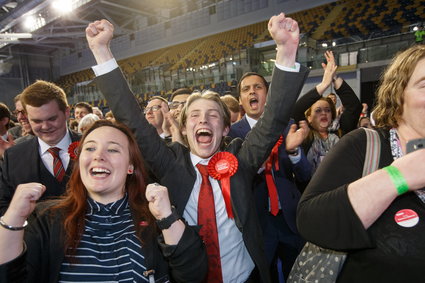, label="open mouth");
[196,128,212,144]
[249,97,259,109]
[90,167,111,177]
